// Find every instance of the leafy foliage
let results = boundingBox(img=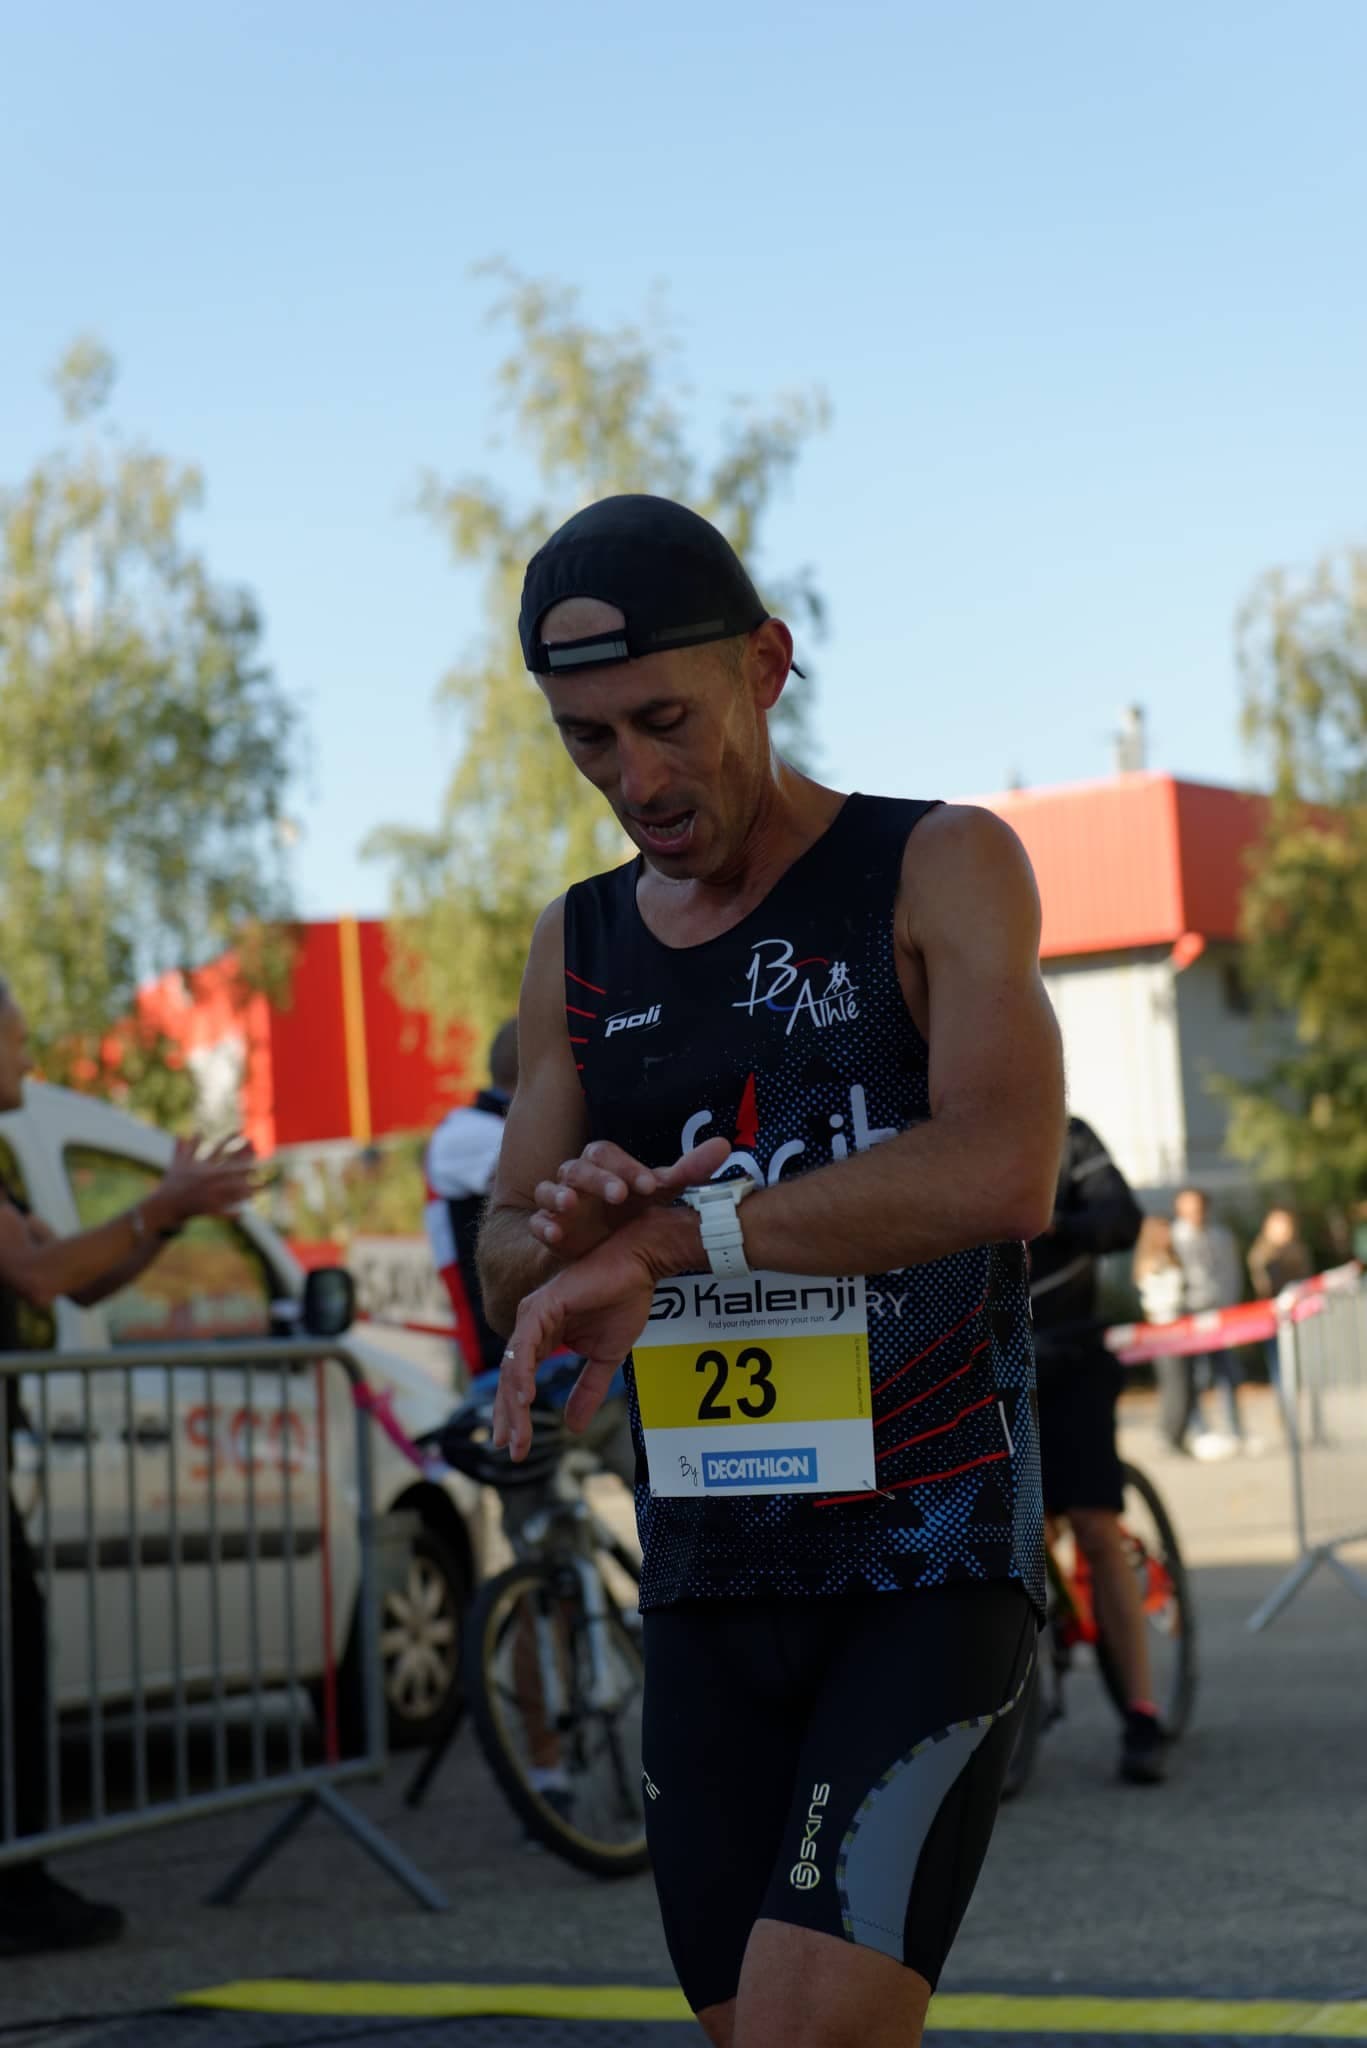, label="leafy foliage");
[367,265,829,1054]
[0,340,299,1119]
[1218,551,1367,1220]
